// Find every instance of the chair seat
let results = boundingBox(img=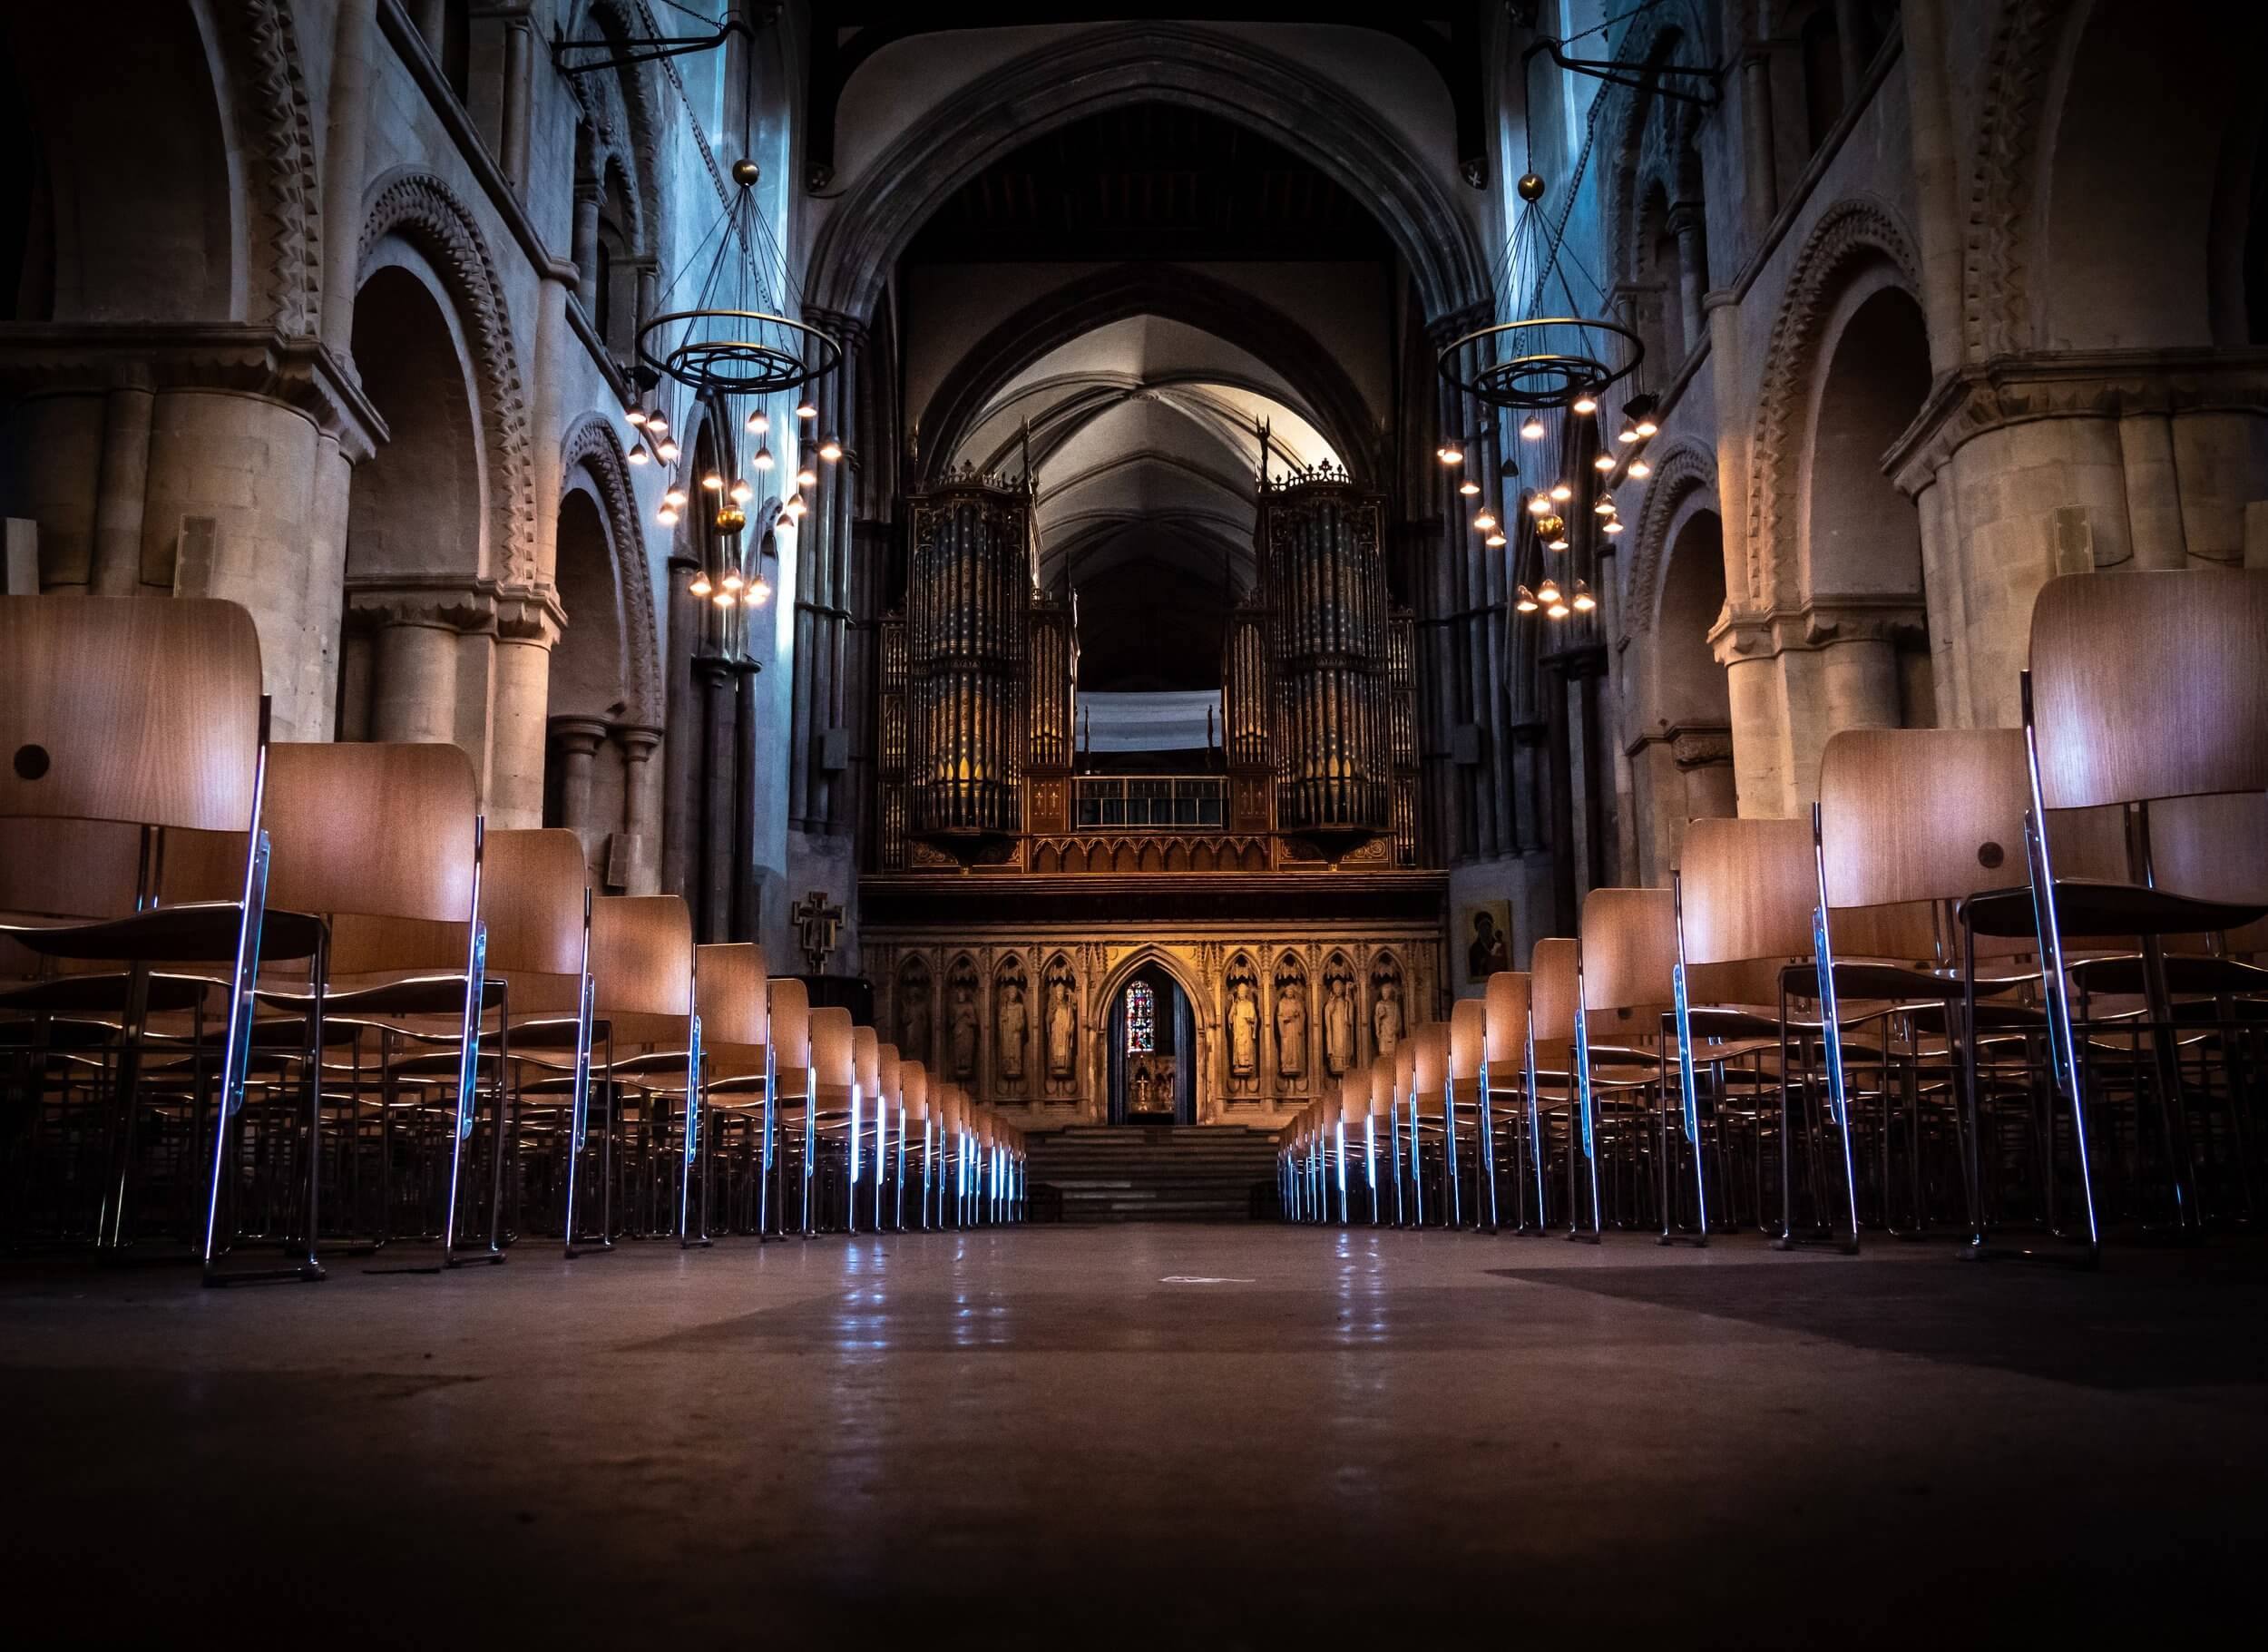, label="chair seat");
[0,972,216,1015]
[1781,960,2015,1002]
[255,973,503,1017]
[0,903,327,965]
[1962,879,2268,941]
[2068,953,2268,997]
